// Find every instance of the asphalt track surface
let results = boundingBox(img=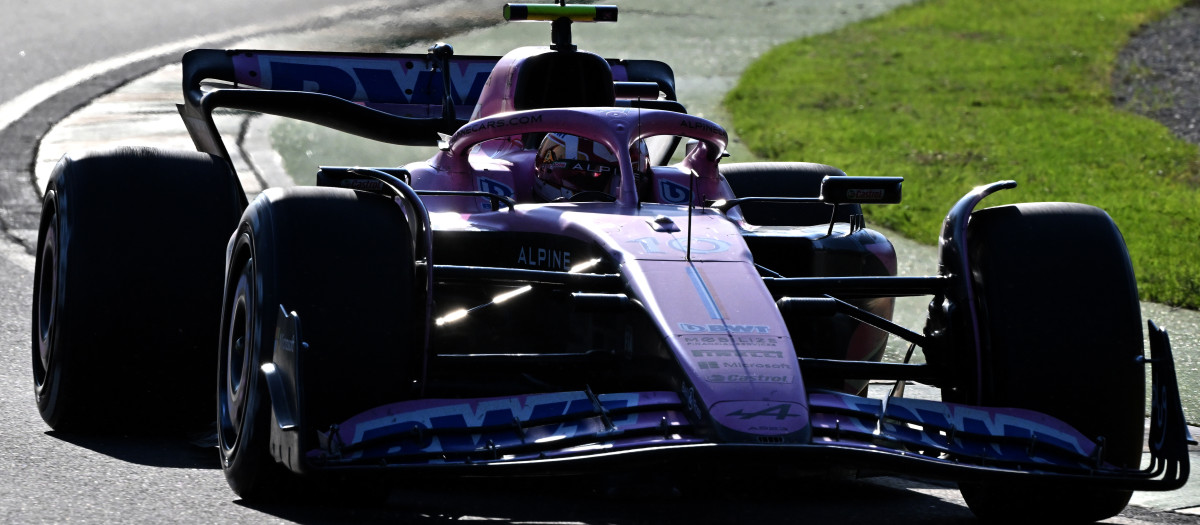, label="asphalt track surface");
[2,1,1200,523]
